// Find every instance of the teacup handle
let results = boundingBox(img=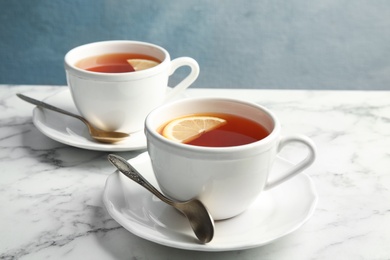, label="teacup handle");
[265,135,316,190]
[164,57,200,101]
